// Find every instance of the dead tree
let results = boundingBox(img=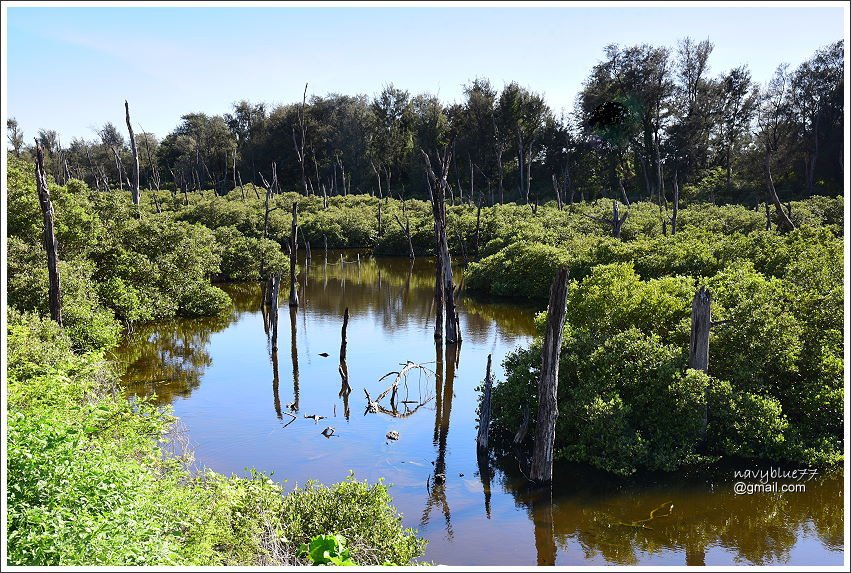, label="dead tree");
[689,287,711,433]
[530,268,569,483]
[124,100,141,207]
[422,145,461,344]
[764,151,795,231]
[670,170,680,235]
[476,354,493,450]
[288,202,299,307]
[258,169,280,278]
[393,196,415,260]
[551,173,563,210]
[292,83,310,196]
[586,199,629,239]
[377,202,383,237]
[474,195,483,259]
[35,142,63,326]
[339,307,351,392]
